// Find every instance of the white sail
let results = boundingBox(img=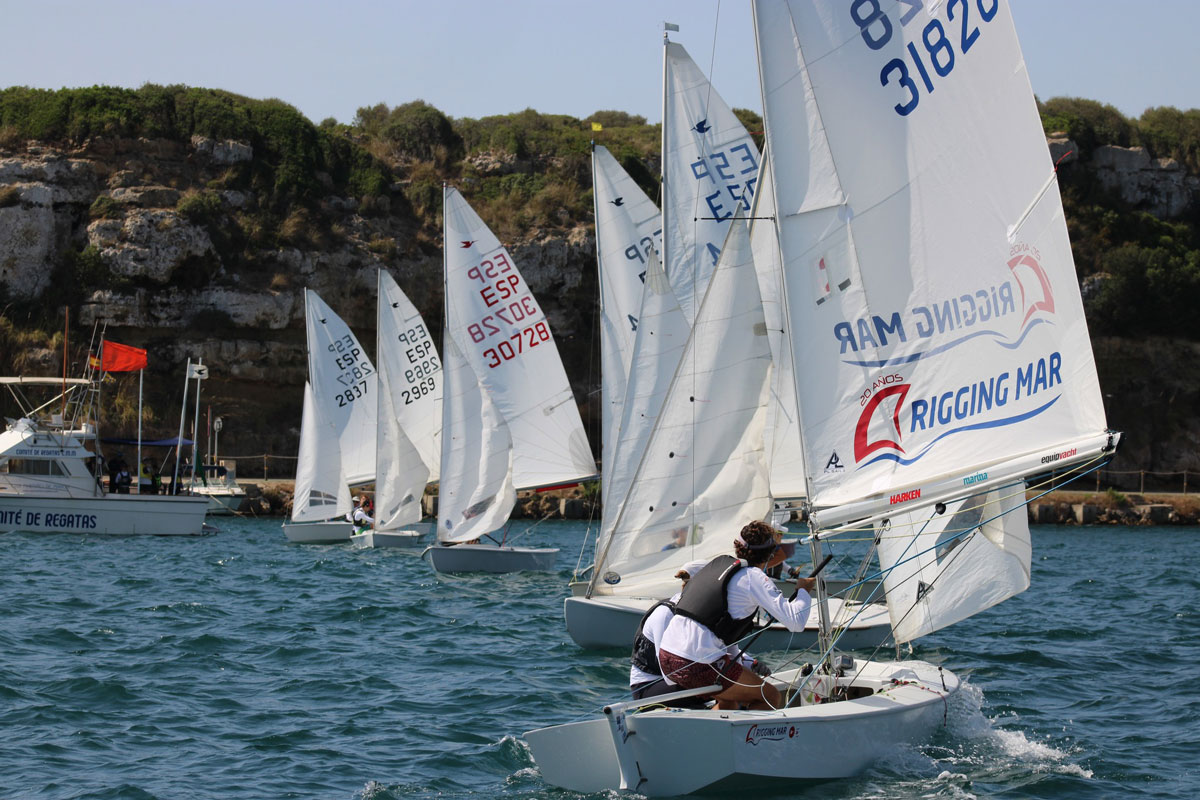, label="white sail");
[304,290,378,486]
[591,213,773,597]
[436,335,516,544]
[442,186,595,489]
[592,245,690,587]
[753,1,1110,528]
[593,144,663,504]
[375,270,441,531]
[749,144,806,500]
[291,381,352,523]
[876,485,1031,643]
[663,41,760,325]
